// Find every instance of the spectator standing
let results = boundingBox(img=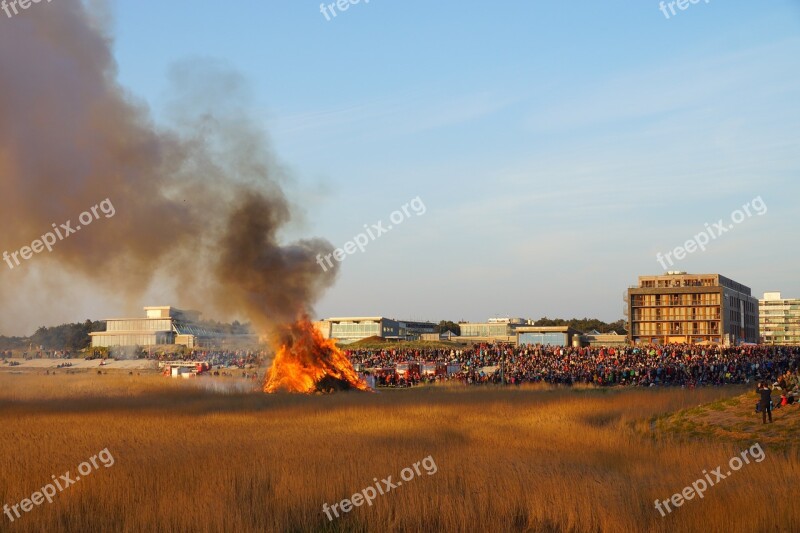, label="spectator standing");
[757,382,773,424]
